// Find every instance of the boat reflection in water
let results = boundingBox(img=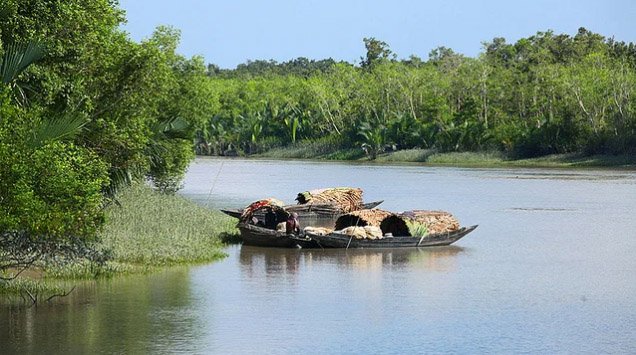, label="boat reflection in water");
[238,245,466,278]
